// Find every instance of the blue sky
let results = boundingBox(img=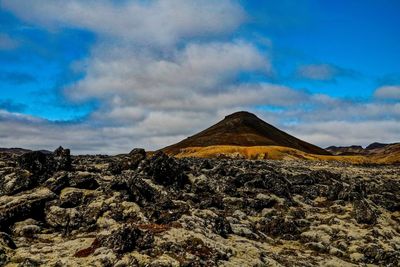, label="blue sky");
[0,0,399,153]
